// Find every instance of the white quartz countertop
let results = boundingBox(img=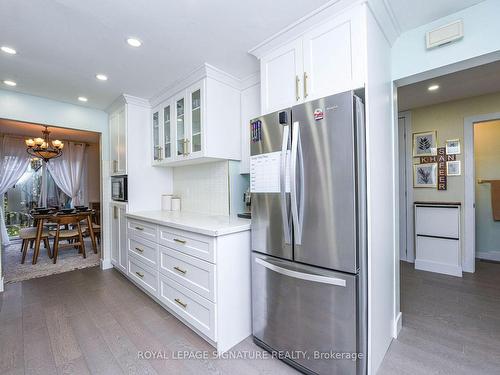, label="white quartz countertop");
[125,210,251,237]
